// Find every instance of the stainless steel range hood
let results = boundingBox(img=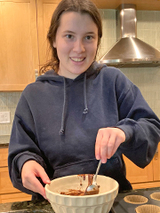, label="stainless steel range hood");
[99,4,160,67]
